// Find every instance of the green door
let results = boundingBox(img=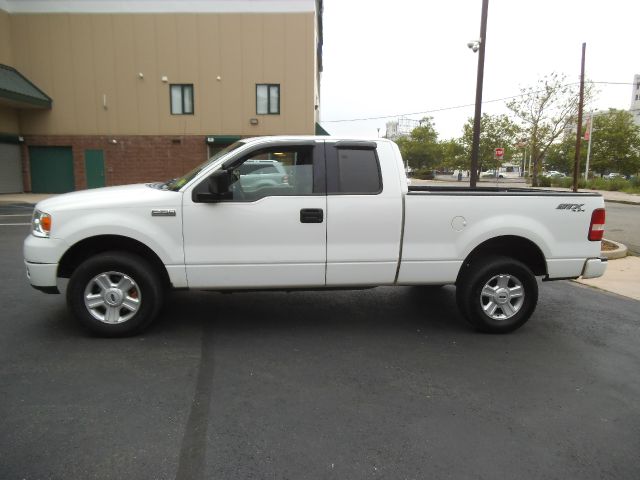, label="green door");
[29,146,75,193]
[85,150,105,189]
